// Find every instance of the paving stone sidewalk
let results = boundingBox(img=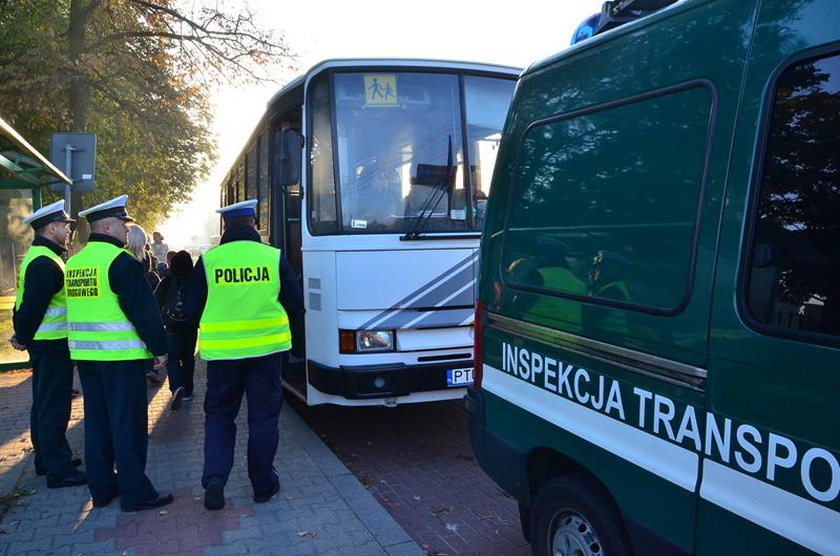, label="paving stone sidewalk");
[0,363,424,556]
